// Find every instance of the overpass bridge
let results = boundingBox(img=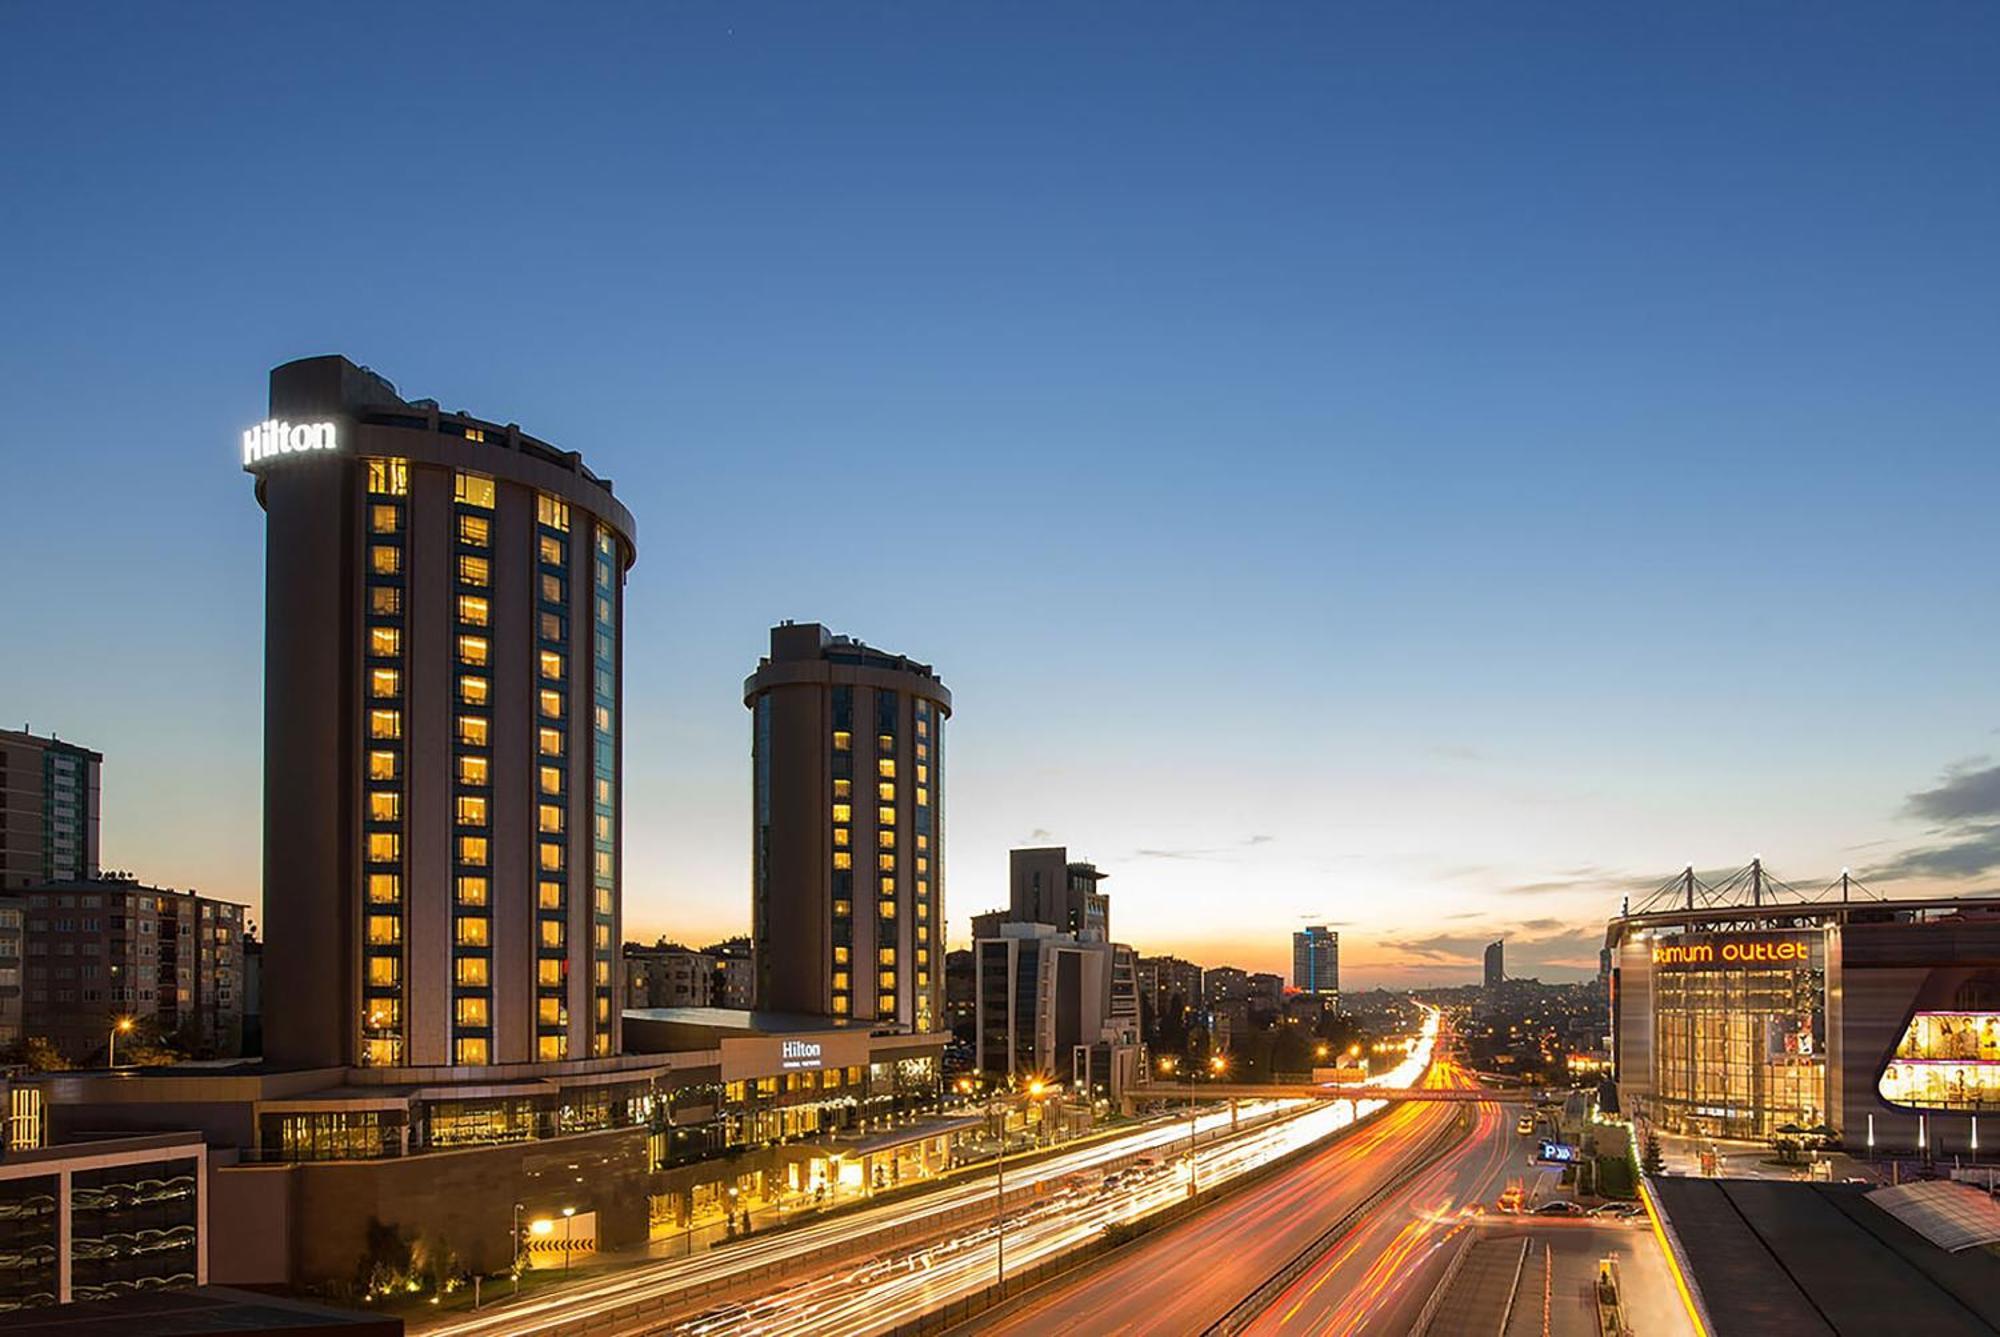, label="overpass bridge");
[1126,1082,1531,1104]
